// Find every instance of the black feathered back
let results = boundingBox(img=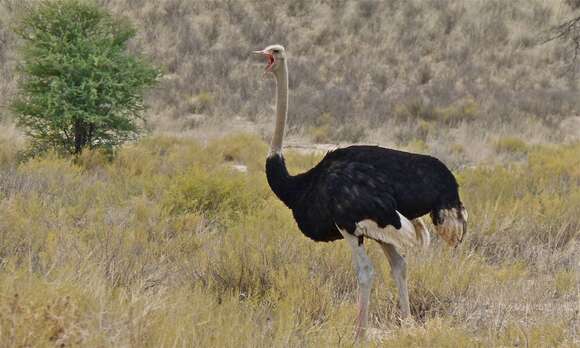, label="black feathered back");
[266,145,463,242]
